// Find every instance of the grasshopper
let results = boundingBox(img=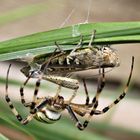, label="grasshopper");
[21,31,120,77]
[21,31,120,79]
[20,31,120,105]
